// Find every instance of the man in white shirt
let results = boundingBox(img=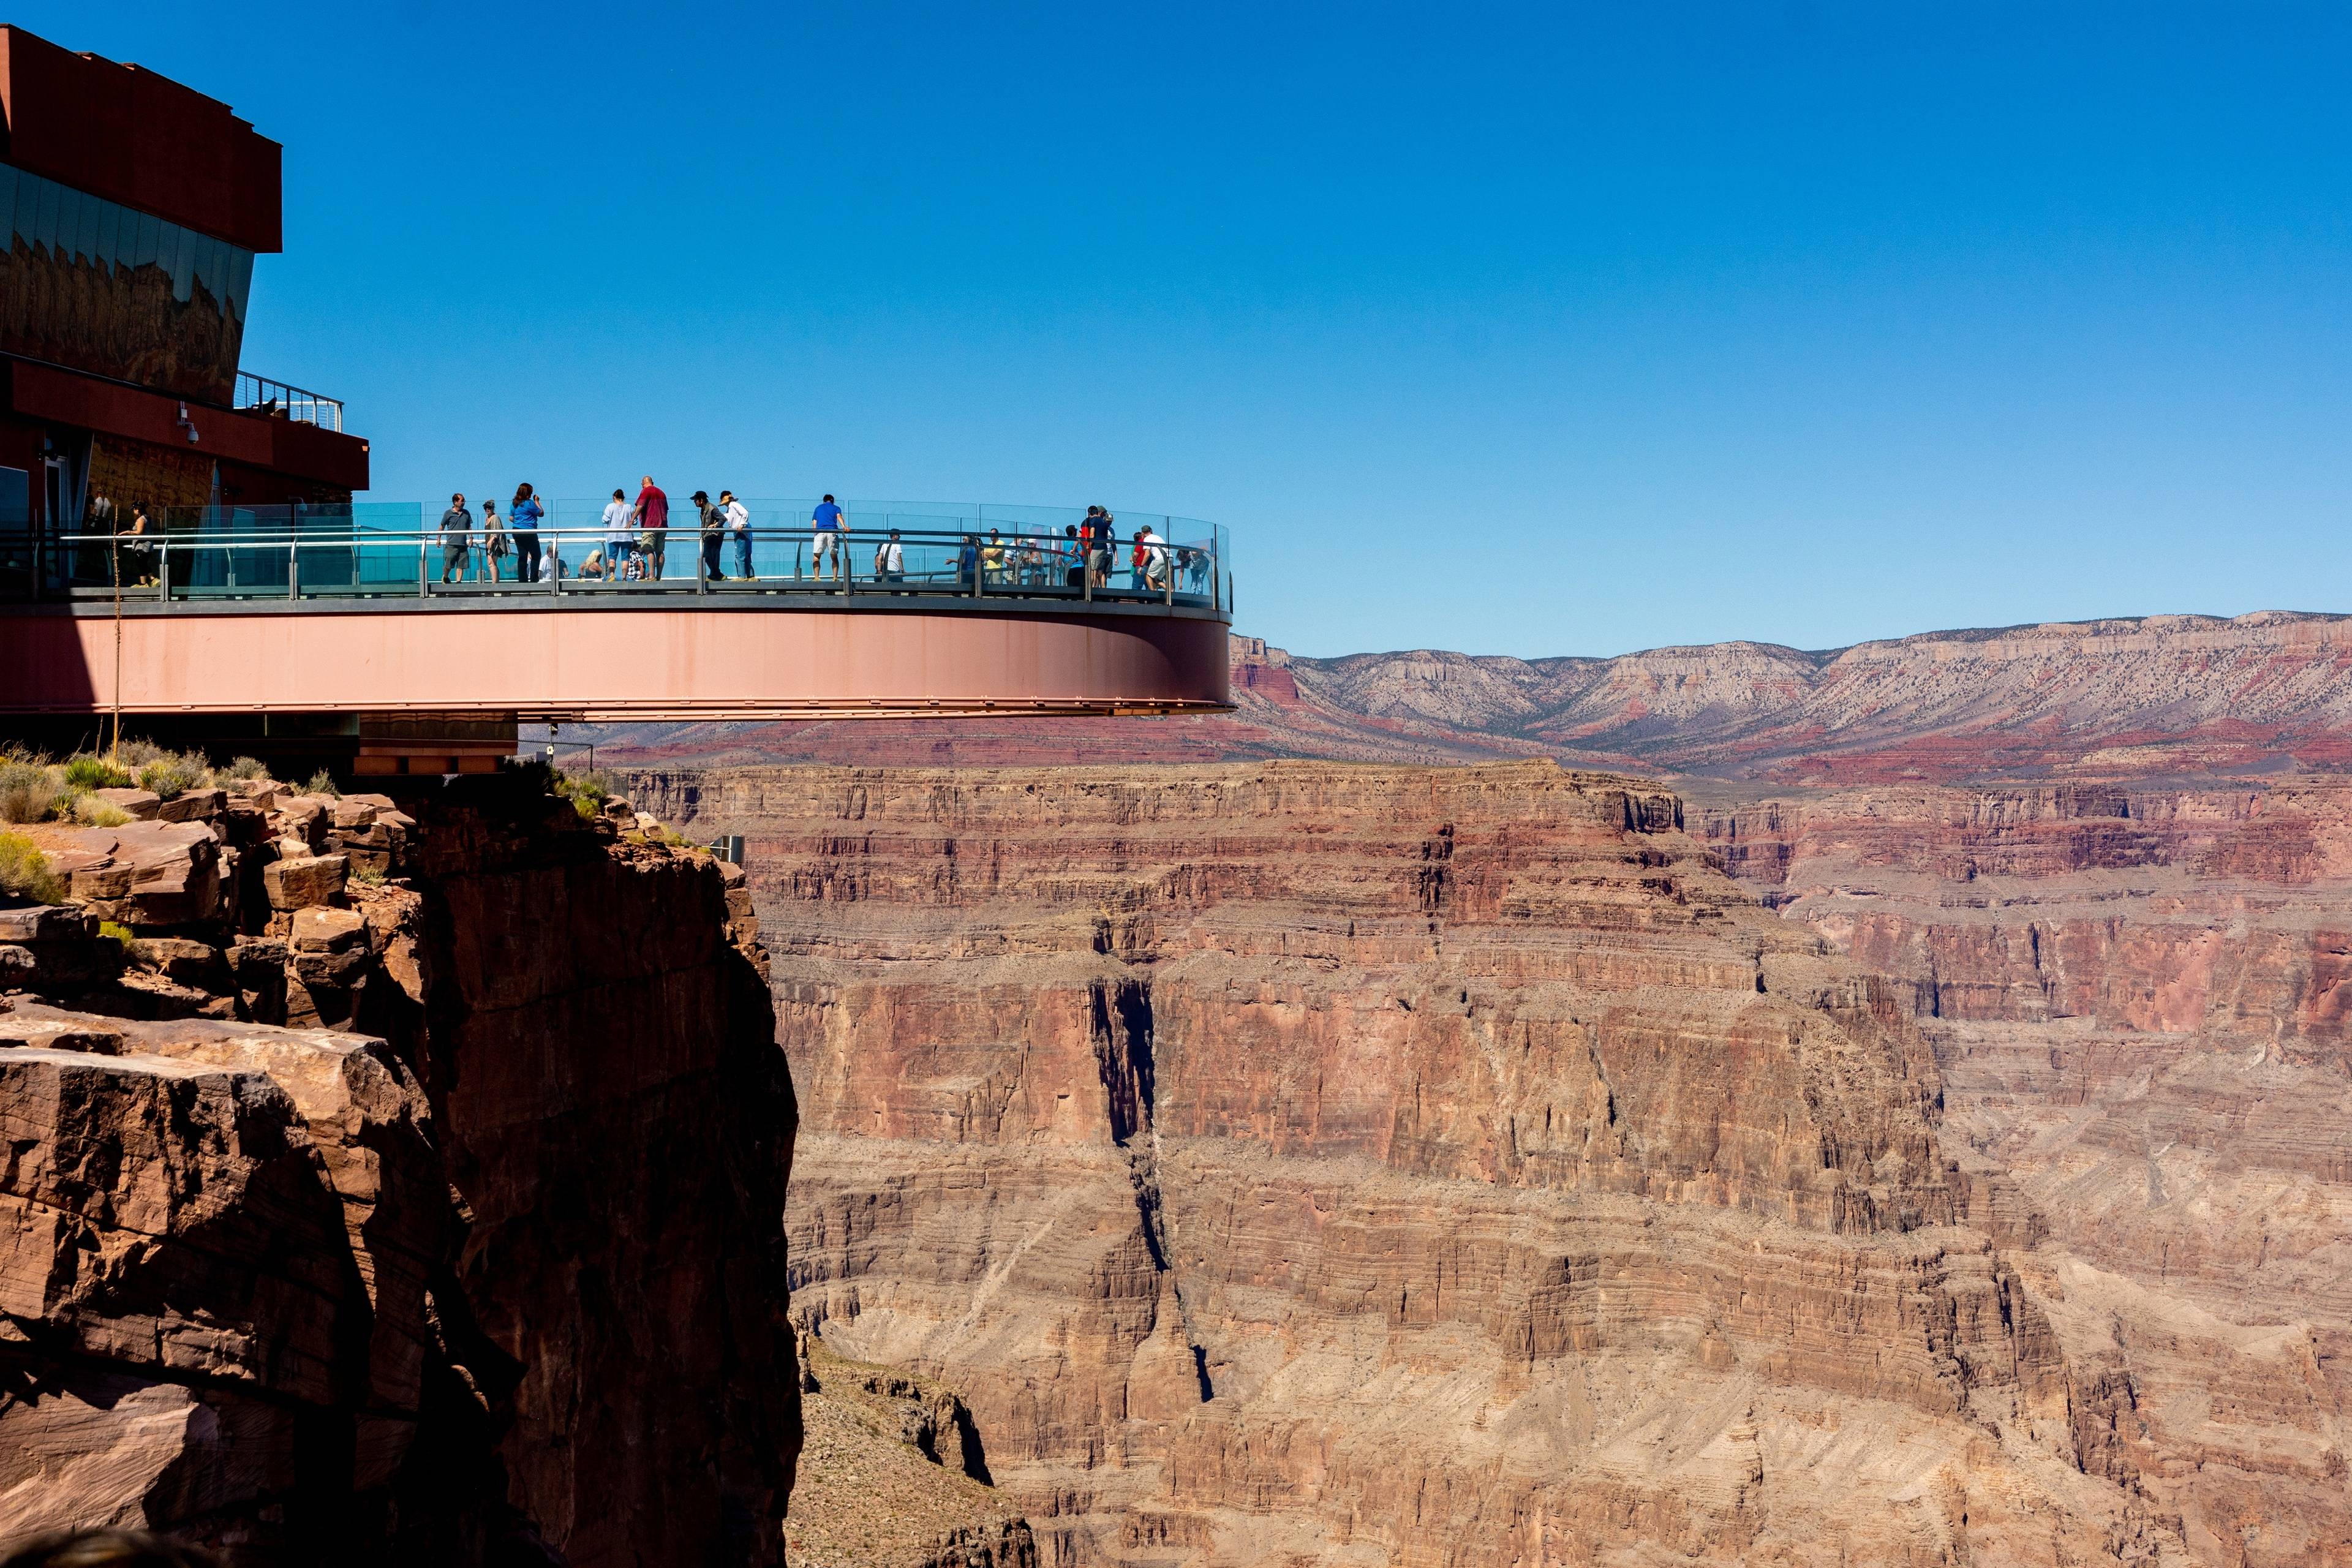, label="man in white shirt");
[600,489,634,581]
[722,491,752,580]
[873,528,905,586]
[1137,525,1167,590]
